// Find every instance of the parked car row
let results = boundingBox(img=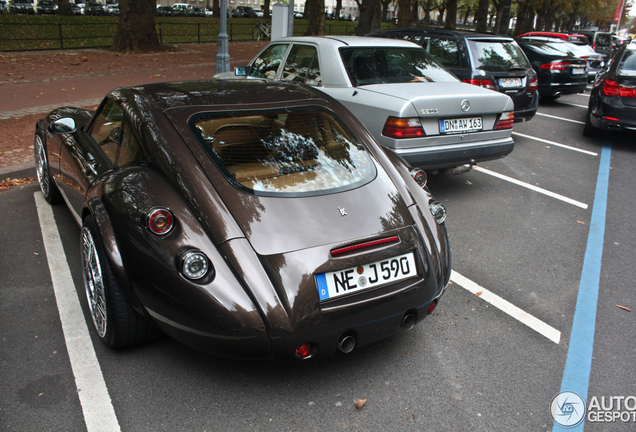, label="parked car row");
[157,3,211,17]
